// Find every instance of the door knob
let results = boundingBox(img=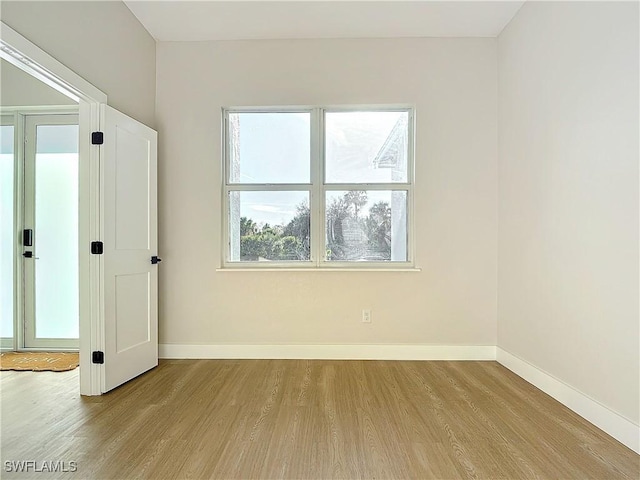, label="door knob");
[23,251,38,259]
[151,256,162,264]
